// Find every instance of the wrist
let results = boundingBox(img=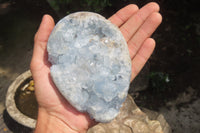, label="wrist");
[34,108,81,133]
